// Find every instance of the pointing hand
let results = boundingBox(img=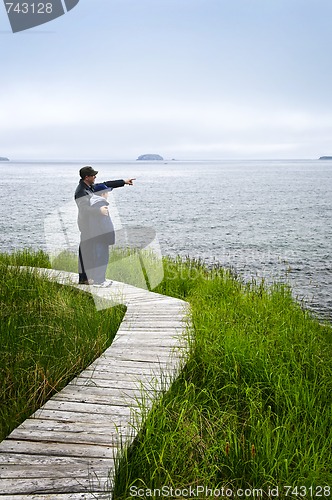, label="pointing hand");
[125,178,136,185]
